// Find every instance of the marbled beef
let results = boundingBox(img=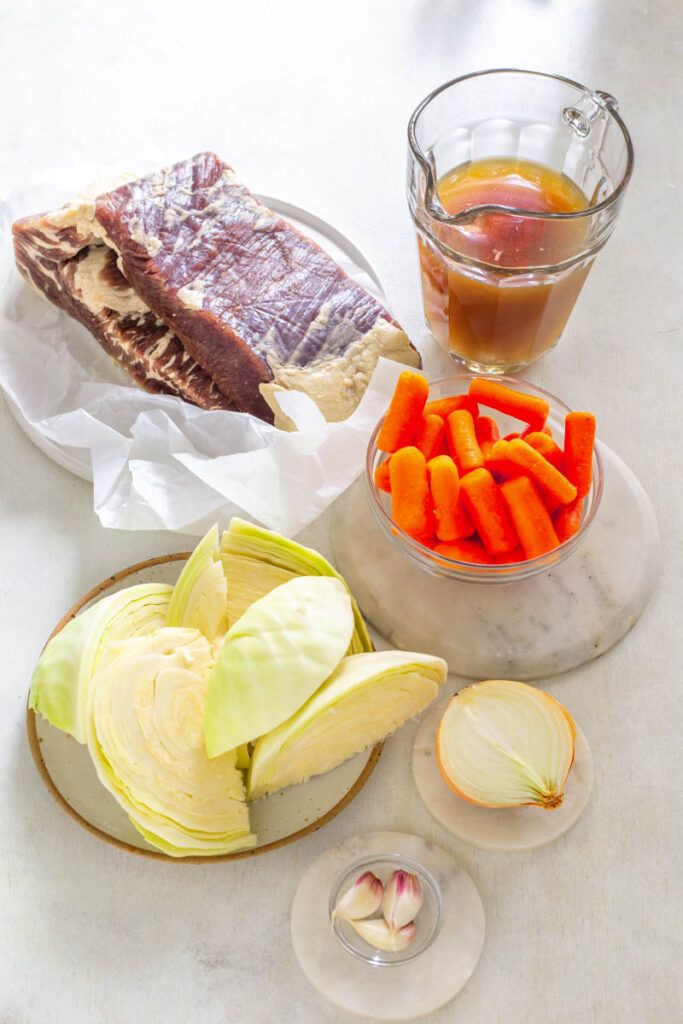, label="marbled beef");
[13,225,234,410]
[13,154,420,421]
